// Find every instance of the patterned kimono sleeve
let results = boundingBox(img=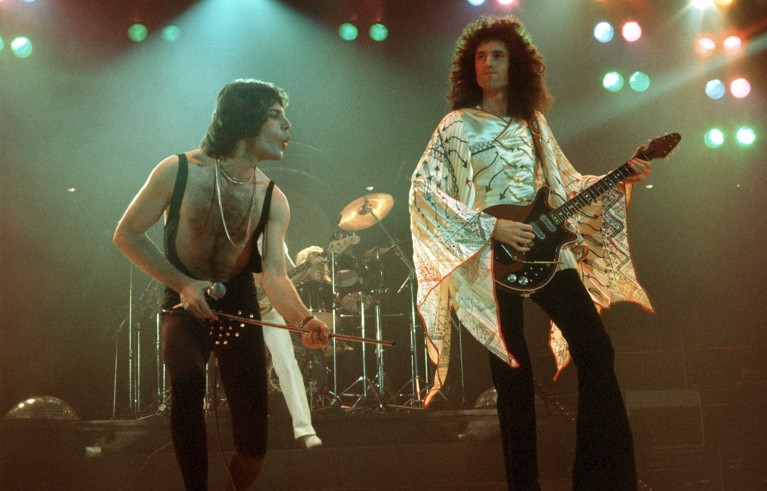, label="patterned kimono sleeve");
[534,113,654,378]
[409,112,497,405]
